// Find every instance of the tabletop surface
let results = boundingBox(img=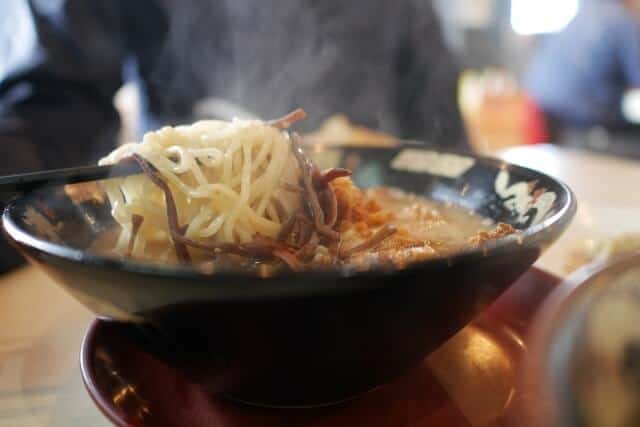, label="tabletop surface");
[0,144,637,426]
